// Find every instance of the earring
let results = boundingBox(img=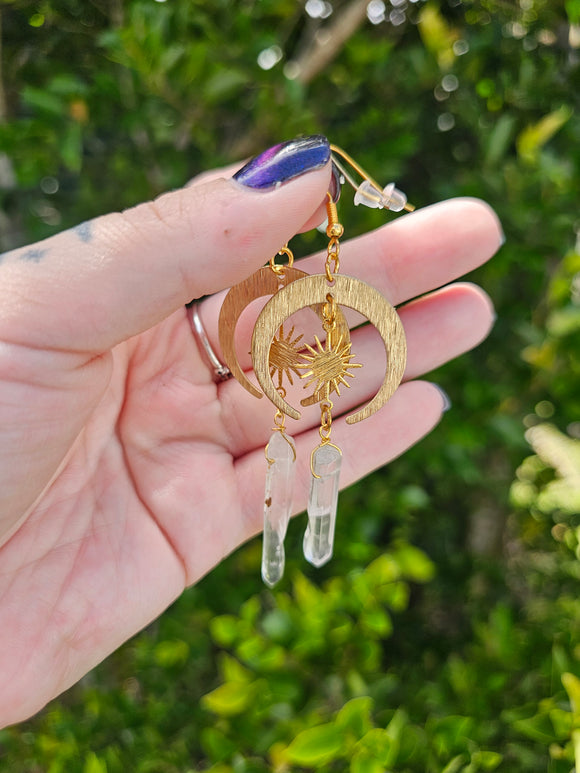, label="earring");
[218,145,414,586]
[218,242,350,586]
